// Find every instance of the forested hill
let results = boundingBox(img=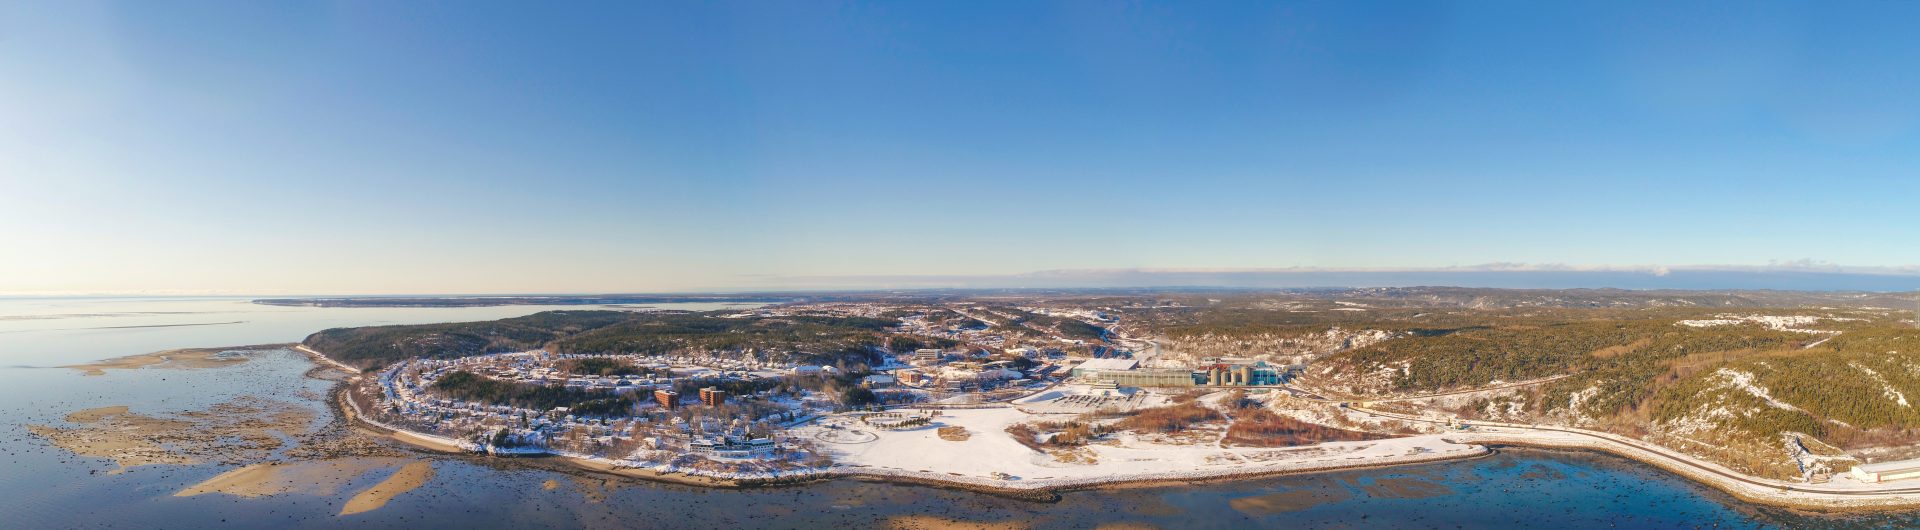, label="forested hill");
[1287,306,1920,480]
[302,310,901,370]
